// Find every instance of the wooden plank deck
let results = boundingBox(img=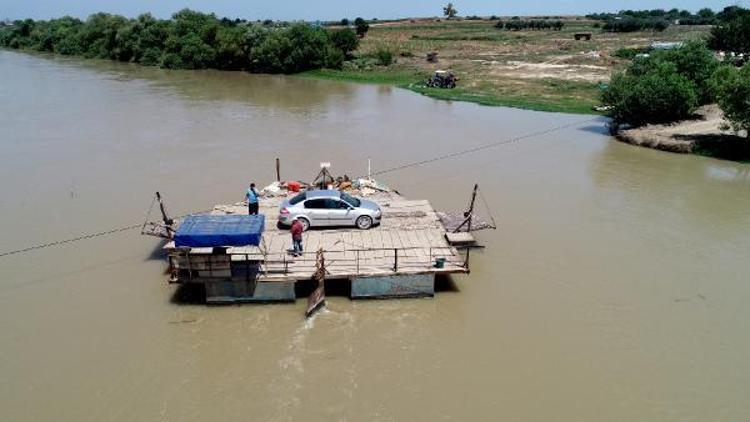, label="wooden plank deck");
[165,191,467,282]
